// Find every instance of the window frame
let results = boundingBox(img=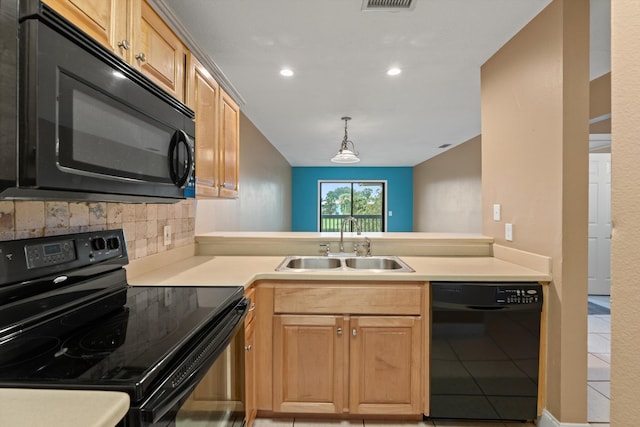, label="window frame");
[317,180,388,232]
